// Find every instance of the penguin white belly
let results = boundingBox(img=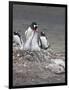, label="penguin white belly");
[31,32,40,51]
[25,27,33,40]
[24,31,34,51]
[13,35,21,46]
[40,37,49,49]
[13,35,23,50]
